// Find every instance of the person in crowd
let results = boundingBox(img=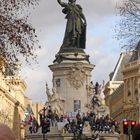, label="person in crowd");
[29,121,33,134]
[32,117,39,133]
[67,116,71,124]
[63,115,68,122]
[89,112,94,127]
[39,112,43,127]
[0,123,16,140]
[60,115,64,122]
[132,124,140,140]
[82,113,87,125]
[47,106,53,126]
[76,110,82,125]
[53,110,59,126]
